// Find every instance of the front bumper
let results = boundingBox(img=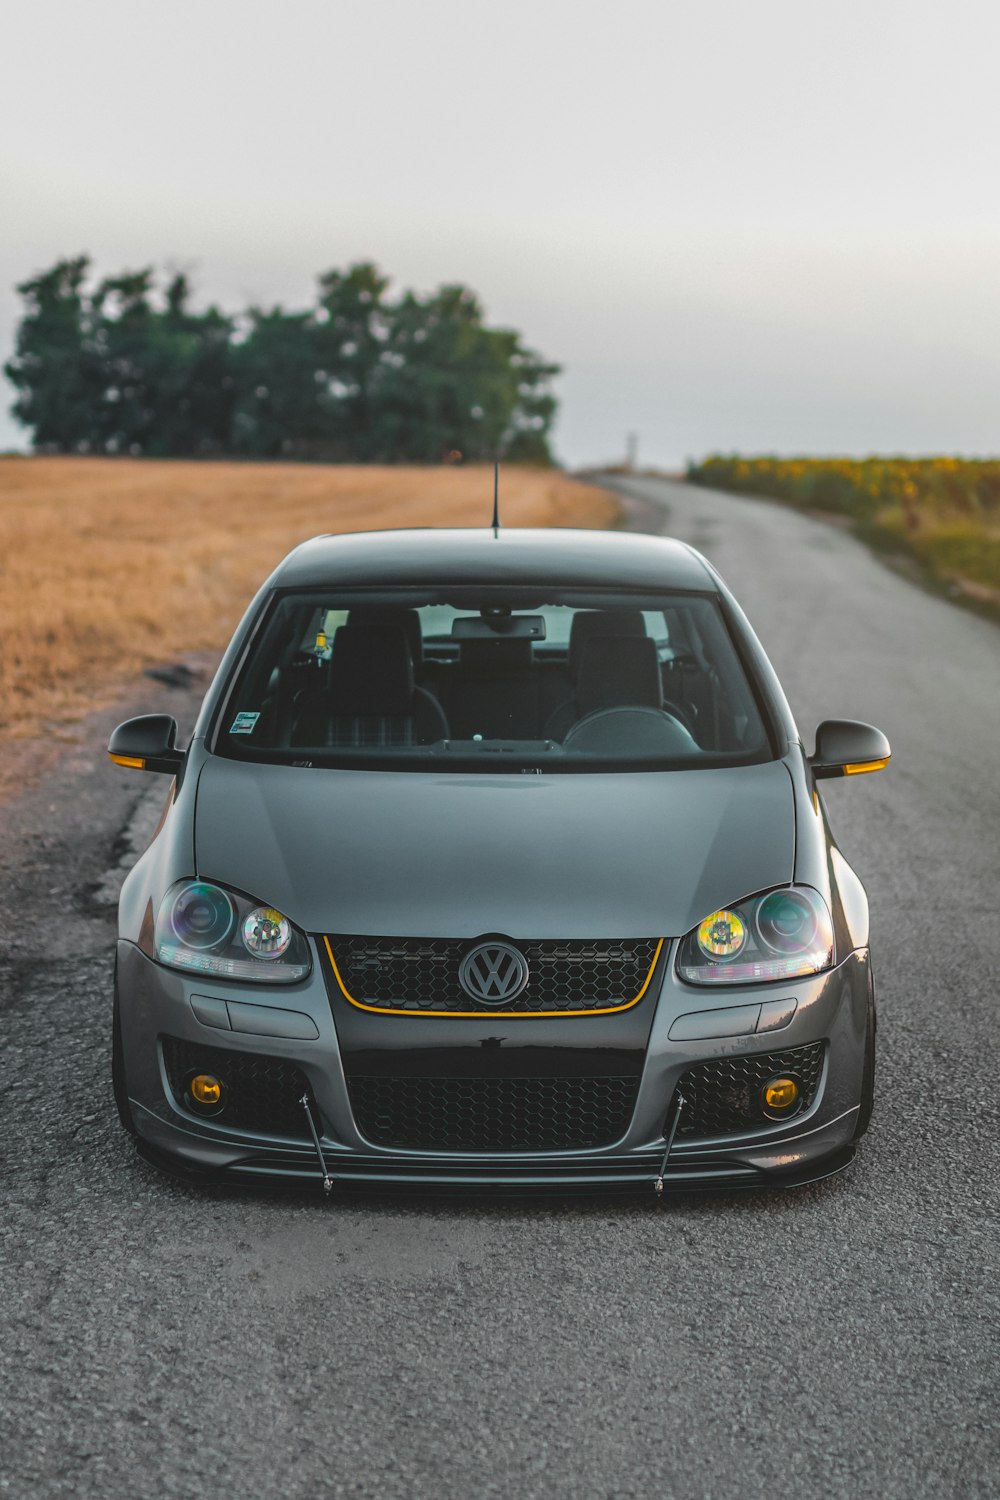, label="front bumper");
[116,938,872,1194]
